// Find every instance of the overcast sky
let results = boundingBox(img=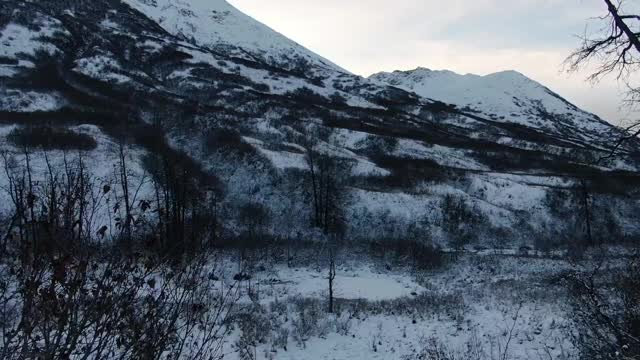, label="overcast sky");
[228,0,639,125]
